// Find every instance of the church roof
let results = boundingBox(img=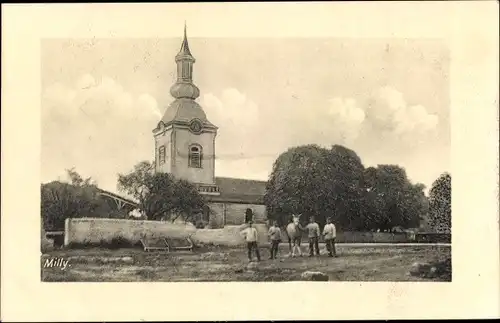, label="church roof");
[160,98,215,128]
[154,24,216,131]
[207,177,268,204]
